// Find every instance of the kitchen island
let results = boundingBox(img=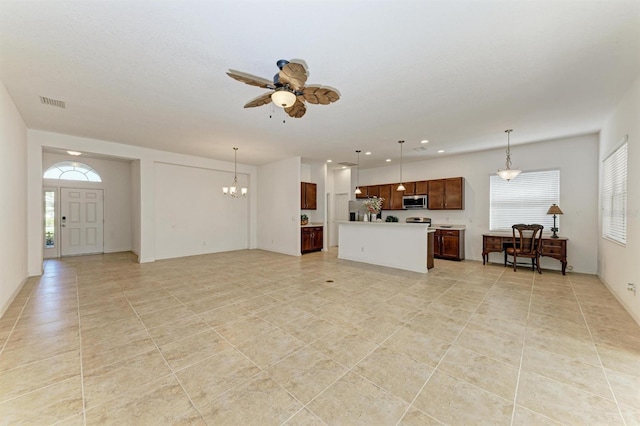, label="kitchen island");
[337,221,435,273]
